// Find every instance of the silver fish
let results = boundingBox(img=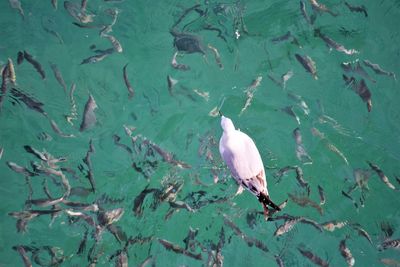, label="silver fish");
[65,83,78,125]
[300,1,312,25]
[50,62,67,93]
[49,119,75,138]
[293,128,312,164]
[208,44,223,69]
[363,60,396,80]
[158,238,202,261]
[64,1,94,23]
[314,29,358,55]
[295,54,318,80]
[368,161,396,190]
[104,34,123,53]
[123,64,134,98]
[6,161,36,176]
[80,53,110,65]
[240,76,262,115]
[274,217,303,236]
[380,239,400,250]
[171,51,190,71]
[321,220,348,231]
[79,94,97,132]
[309,0,338,17]
[0,147,3,160]
[9,0,25,19]
[339,236,355,267]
